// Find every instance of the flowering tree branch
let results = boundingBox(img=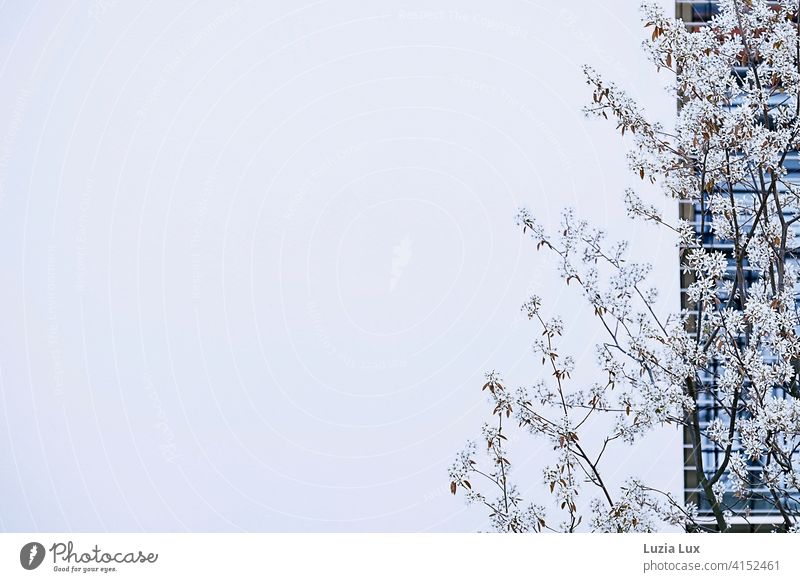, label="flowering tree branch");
[450,0,800,532]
